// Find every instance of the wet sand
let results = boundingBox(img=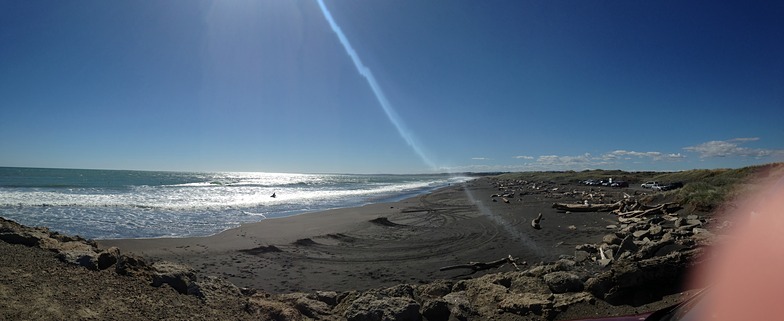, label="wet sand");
[99,177,619,293]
